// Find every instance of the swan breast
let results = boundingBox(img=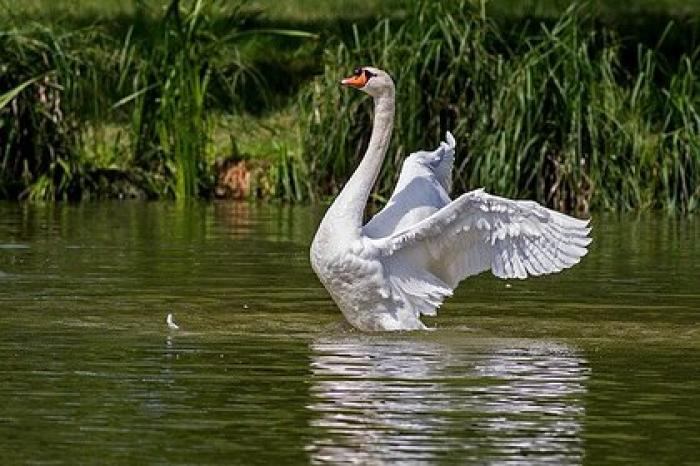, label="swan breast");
[310,238,397,330]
